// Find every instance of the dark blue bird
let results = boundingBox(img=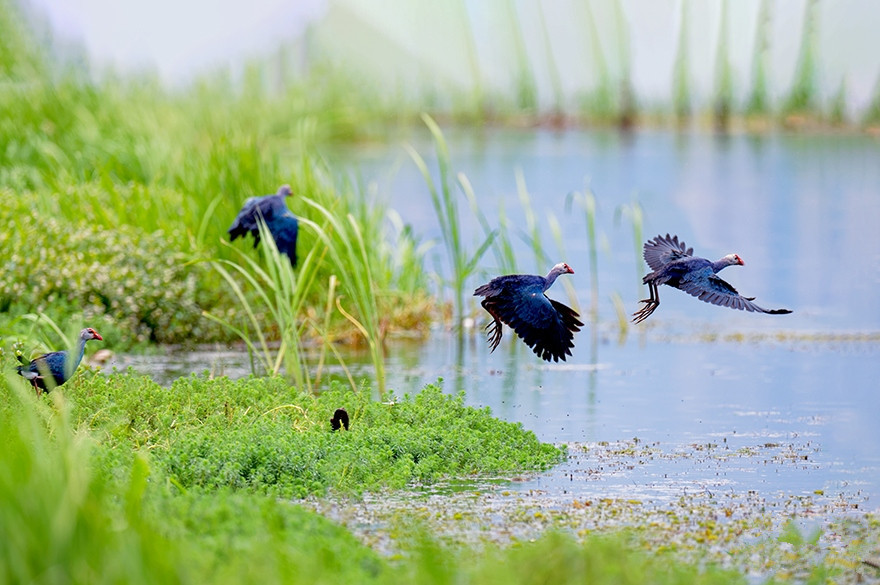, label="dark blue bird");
[228,184,299,267]
[16,327,103,393]
[632,234,792,323]
[474,263,583,363]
